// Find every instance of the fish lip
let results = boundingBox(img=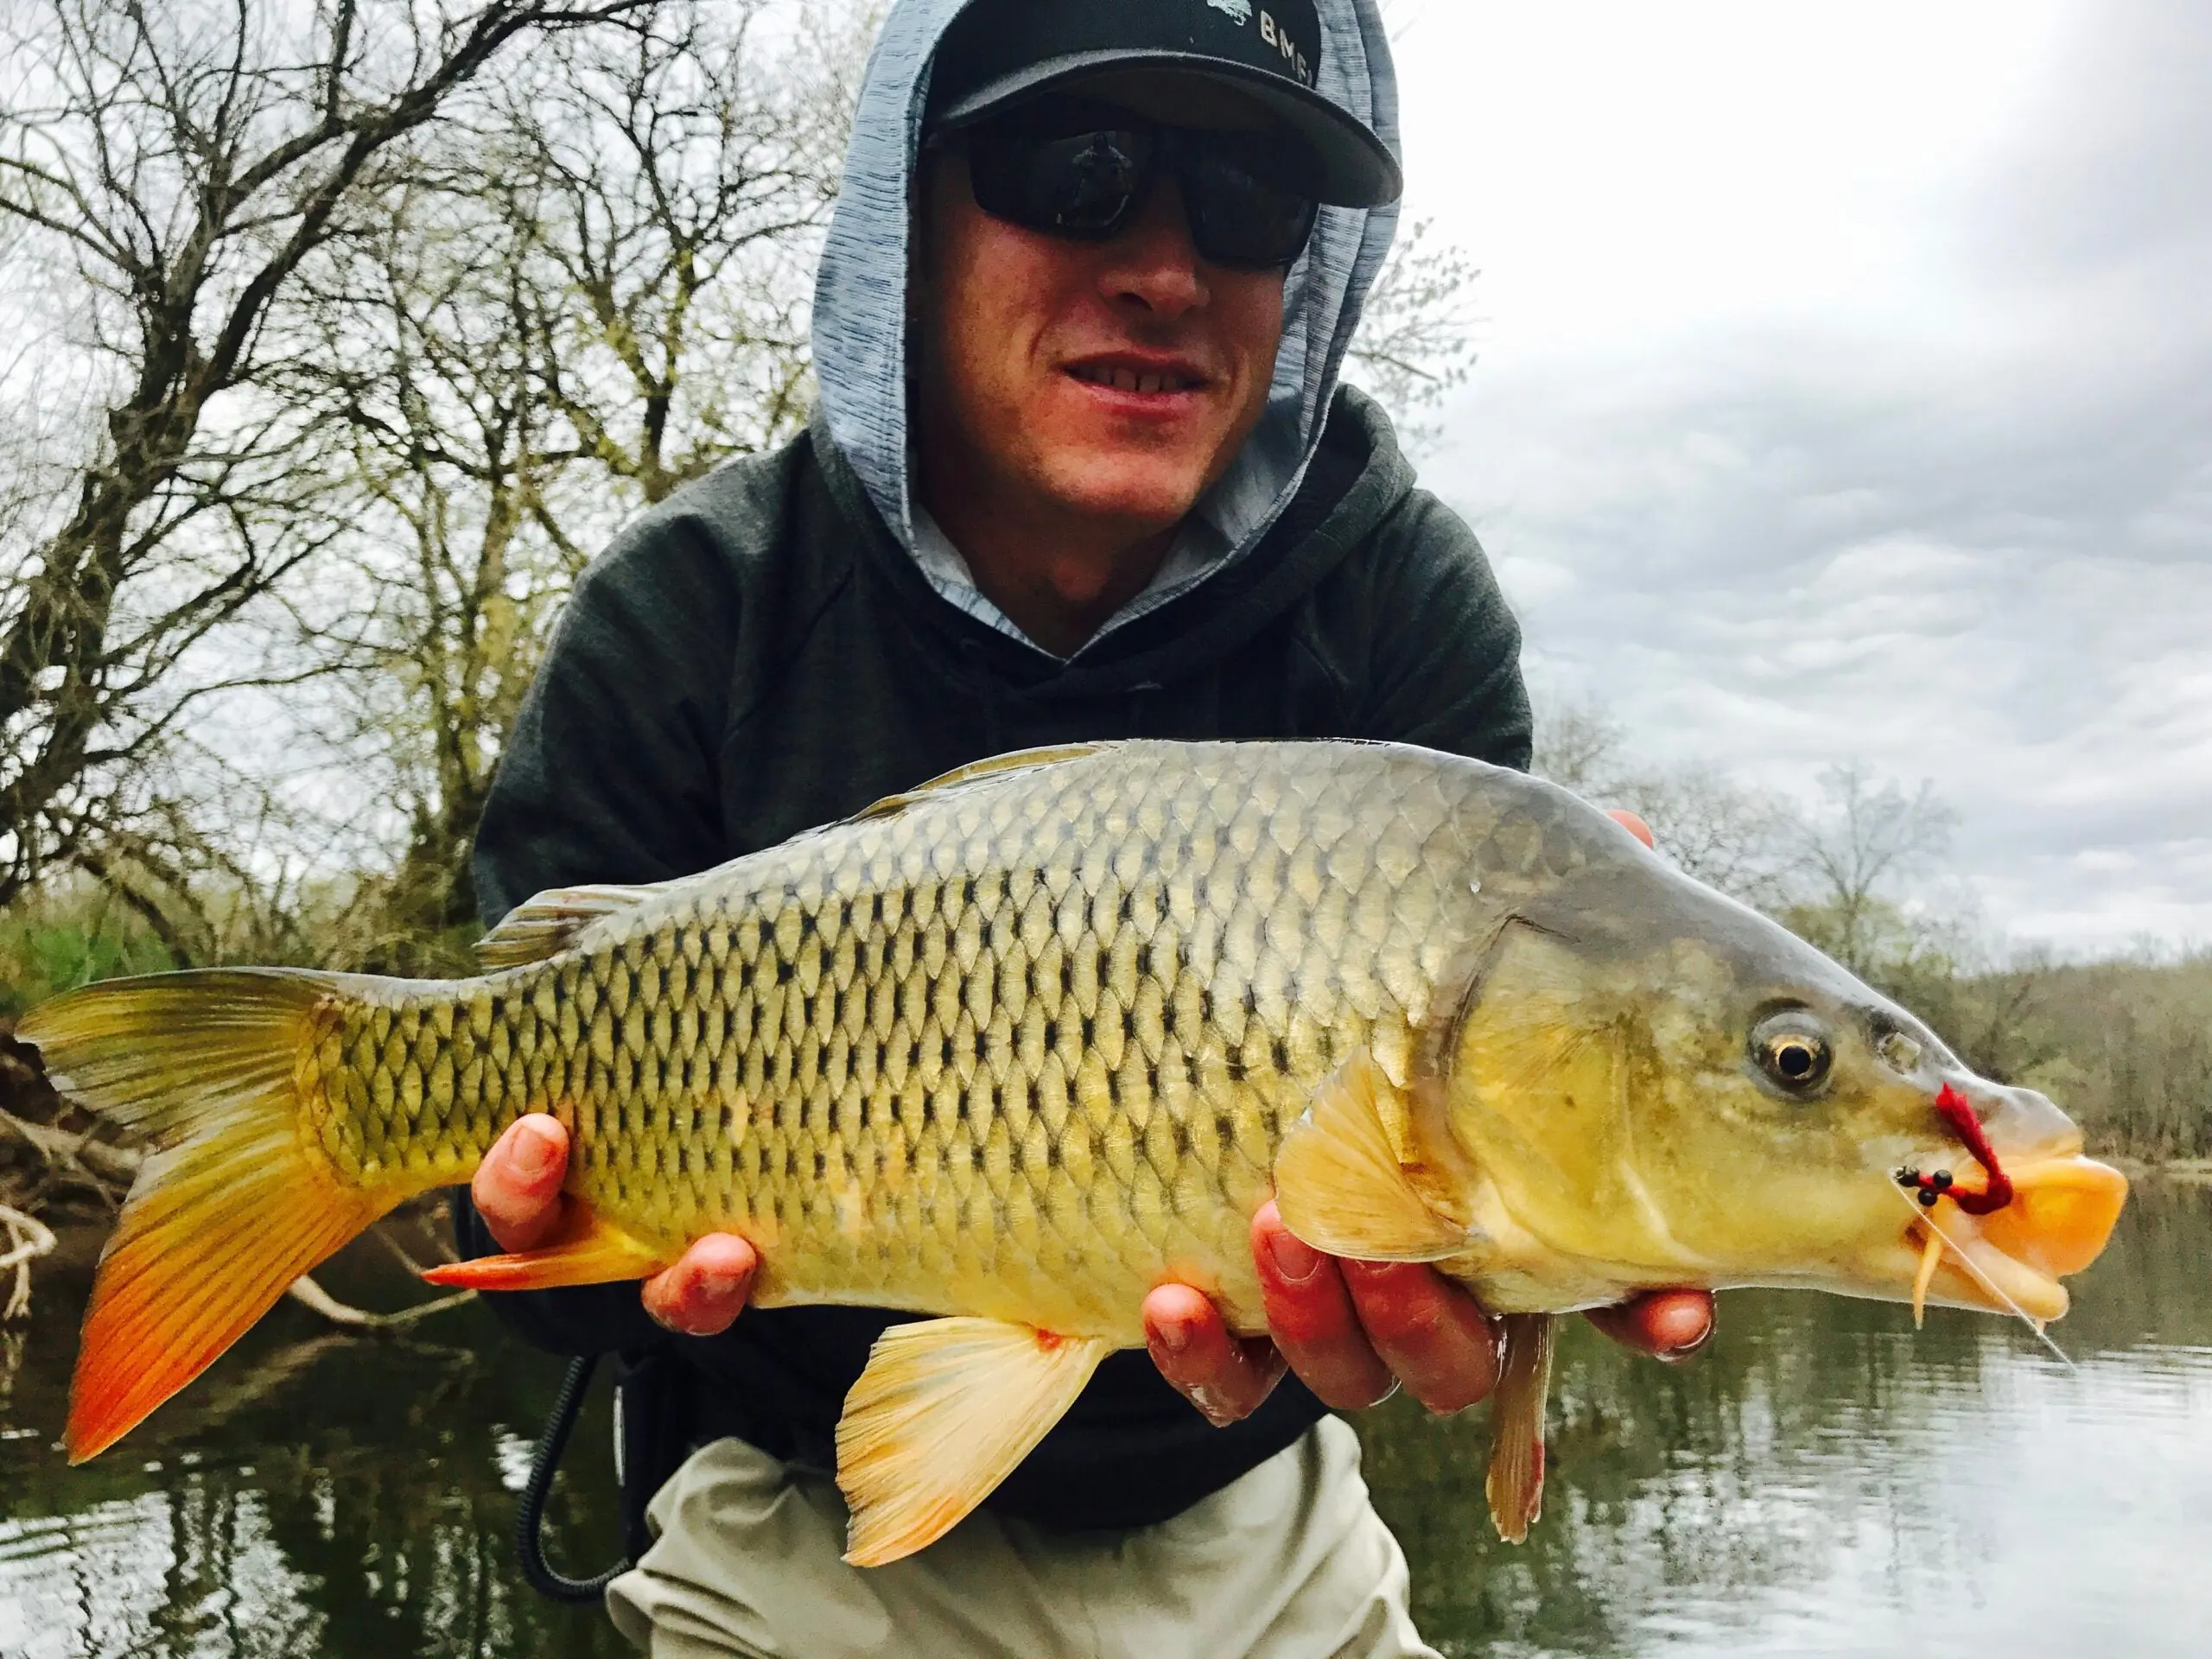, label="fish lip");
[1923,1230,2072,1321]
[1885,1154,2128,1320]
[1977,1154,2130,1279]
